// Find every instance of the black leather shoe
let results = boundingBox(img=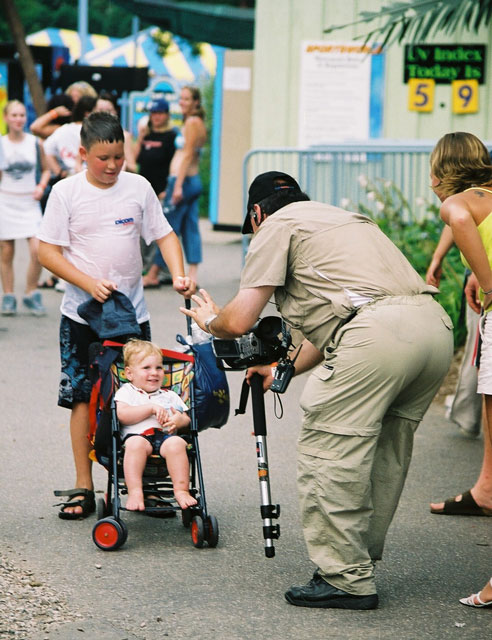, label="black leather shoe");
[285,572,378,609]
